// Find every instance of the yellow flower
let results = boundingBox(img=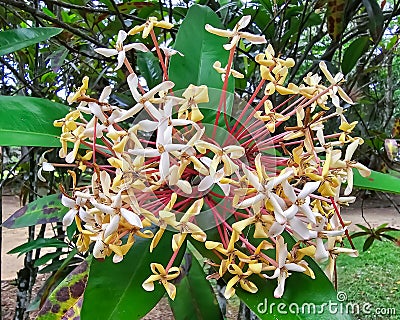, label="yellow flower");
[53,109,81,133]
[141,193,177,252]
[178,84,209,122]
[254,100,289,133]
[224,263,259,299]
[167,198,206,251]
[67,76,89,104]
[261,65,299,95]
[256,44,295,69]
[205,231,249,276]
[128,17,173,38]
[306,150,340,197]
[232,202,274,238]
[213,61,244,81]
[142,263,180,300]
